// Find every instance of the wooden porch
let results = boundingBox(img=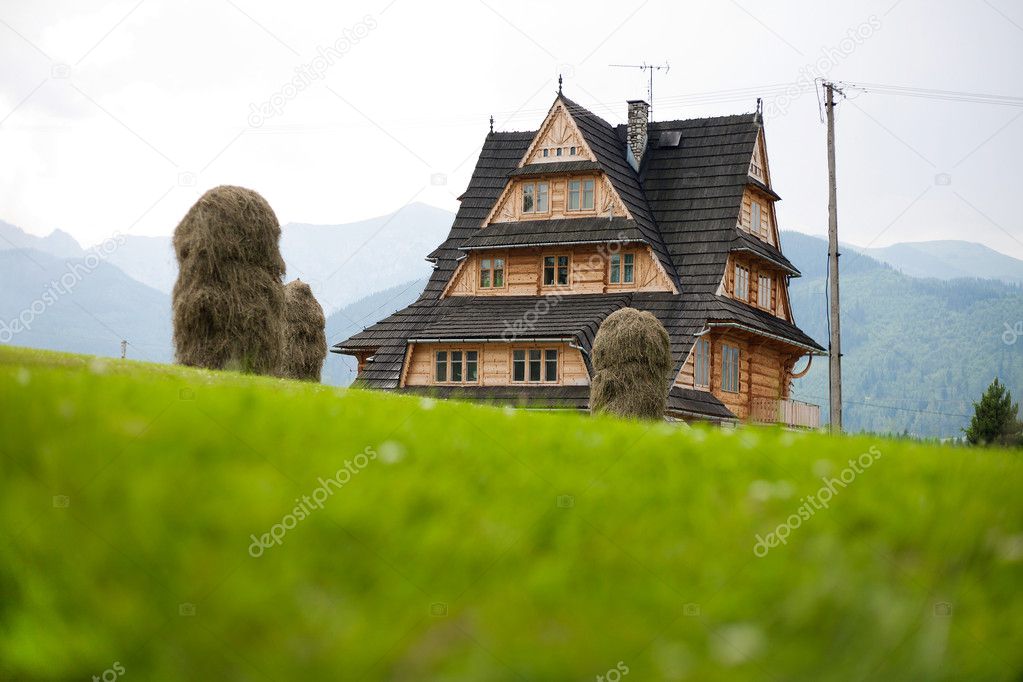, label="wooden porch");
[750,397,820,429]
